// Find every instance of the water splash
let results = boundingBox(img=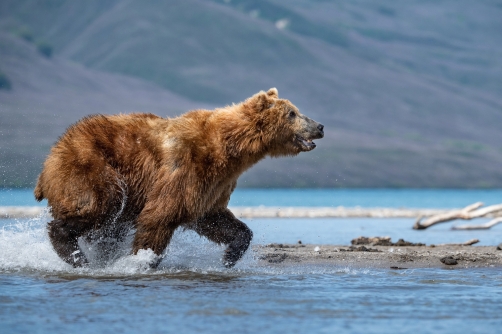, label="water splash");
[0,214,378,277]
[0,213,255,276]
[0,212,68,273]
